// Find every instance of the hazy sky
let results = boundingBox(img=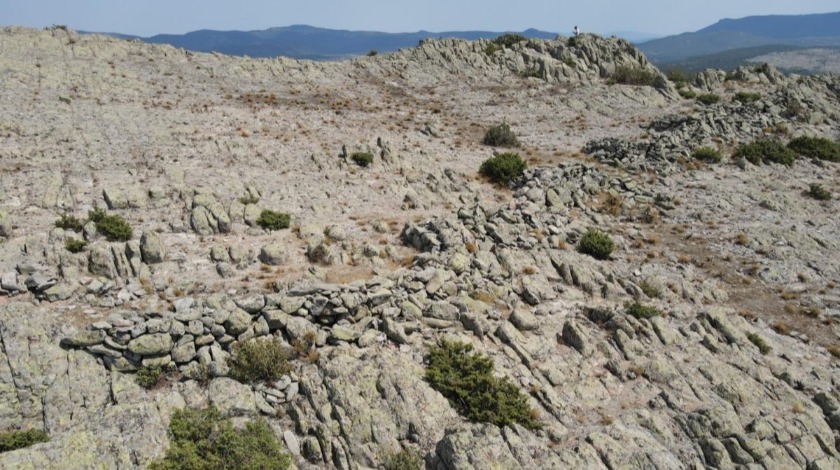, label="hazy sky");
[1,0,838,36]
